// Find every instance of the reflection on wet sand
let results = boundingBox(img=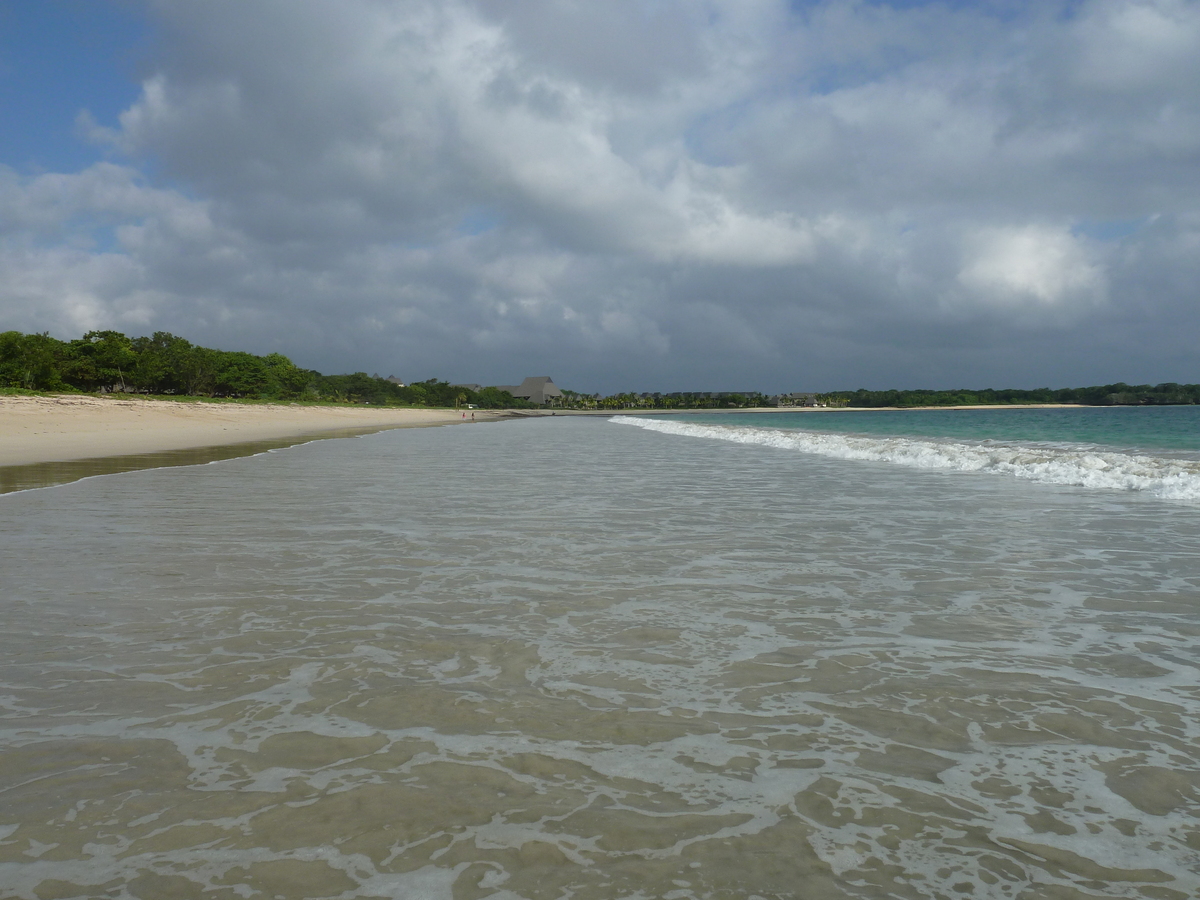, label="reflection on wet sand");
[0,427,424,494]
